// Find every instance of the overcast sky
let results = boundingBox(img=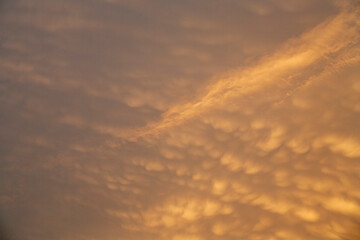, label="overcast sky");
[1,0,360,240]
